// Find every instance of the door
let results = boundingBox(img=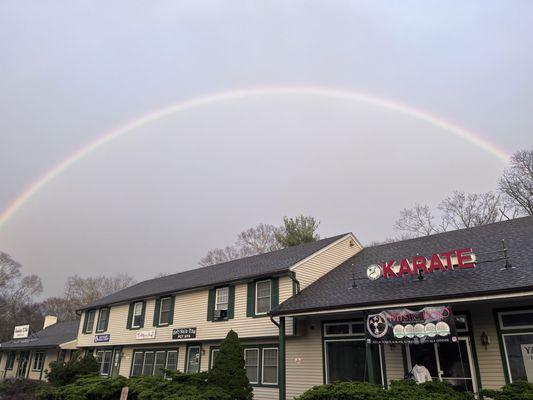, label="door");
[16,351,30,378]
[409,337,477,393]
